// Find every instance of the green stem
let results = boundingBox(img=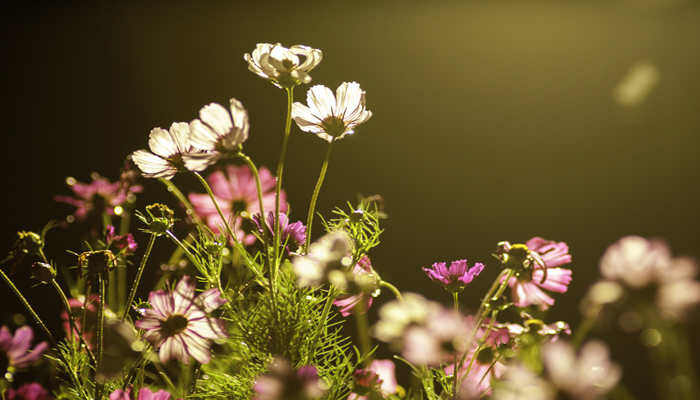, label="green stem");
[452,291,460,312]
[354,299,372,364]
[95,273,106,400]
[237,152,267,238]
[304,141,335,253]
[273,86,294,270]
[121,234,156,321]
[193,171,239,244]
[160,177,204,226]
[118,211,132,311]
[309,286,336,361]
[380,280,403,301]
[0,268,55,344]
[51,279,96,364]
